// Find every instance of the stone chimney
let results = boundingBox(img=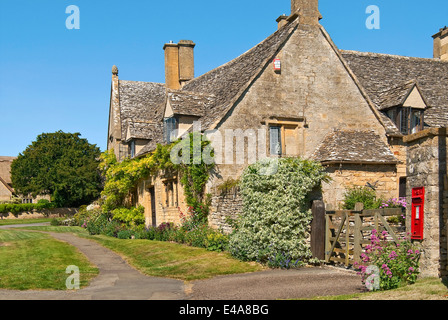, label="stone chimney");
[291,0,322,25]
[178,40,196,87]
[163,40,196,90]
[432,27,448,61]
[276,14,288,29]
